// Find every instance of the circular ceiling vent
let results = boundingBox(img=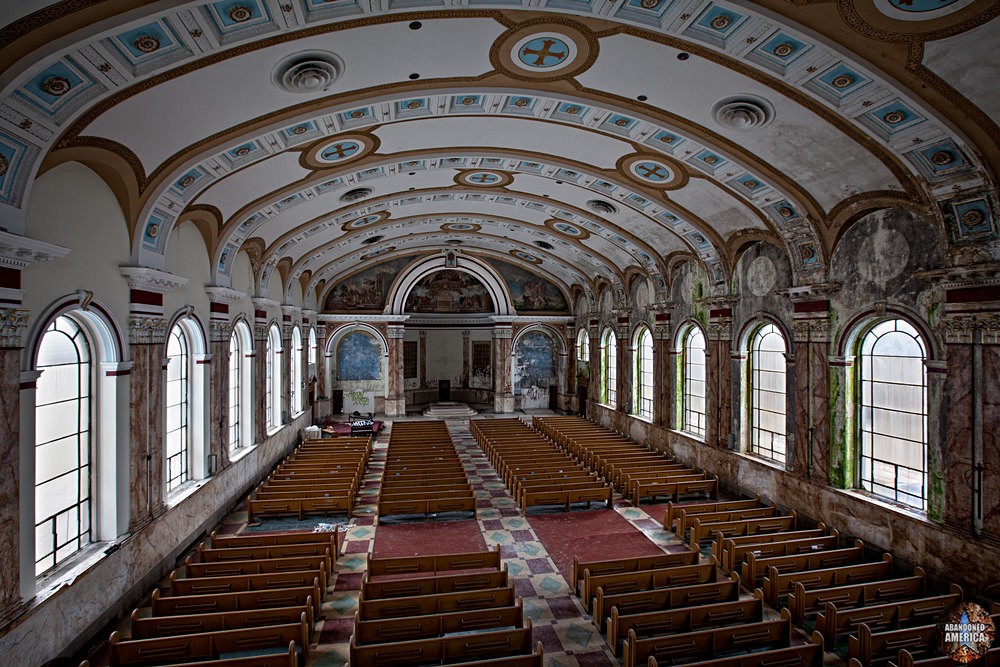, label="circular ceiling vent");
[361,235,383,245]
[339,187,373,202]
[587,199,618,215]
[534,240,554,250]
[711,95,775,130]
[272,50,344,94]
